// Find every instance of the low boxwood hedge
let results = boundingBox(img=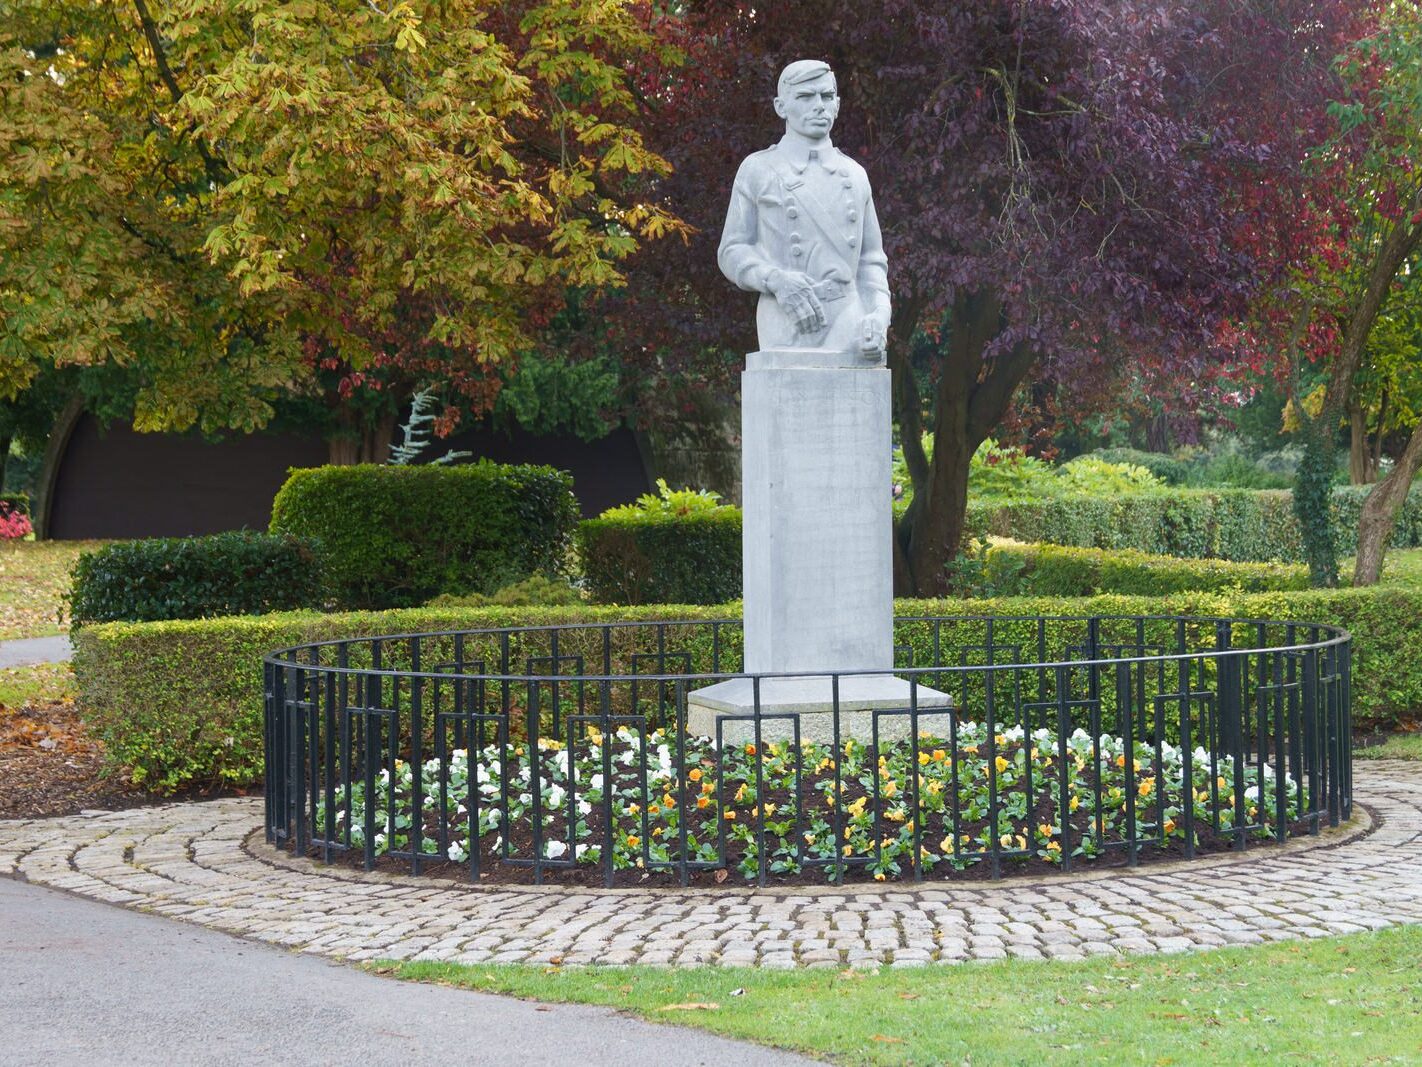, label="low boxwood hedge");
[67,531,324,626]
[577,509,741,604]
[269,462,578,609]
[979,541,1311,596]
[74,587,1420,793]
